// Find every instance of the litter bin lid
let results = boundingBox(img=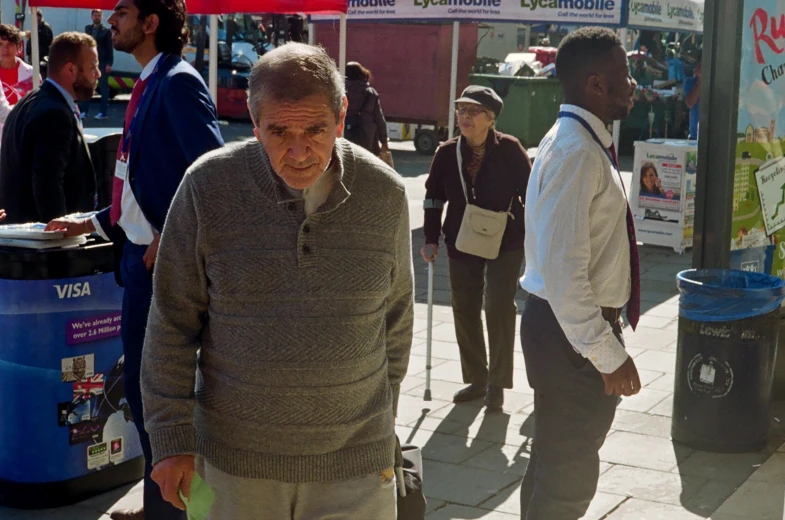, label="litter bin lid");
[0,239,114,280]
[677,269,785,322]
